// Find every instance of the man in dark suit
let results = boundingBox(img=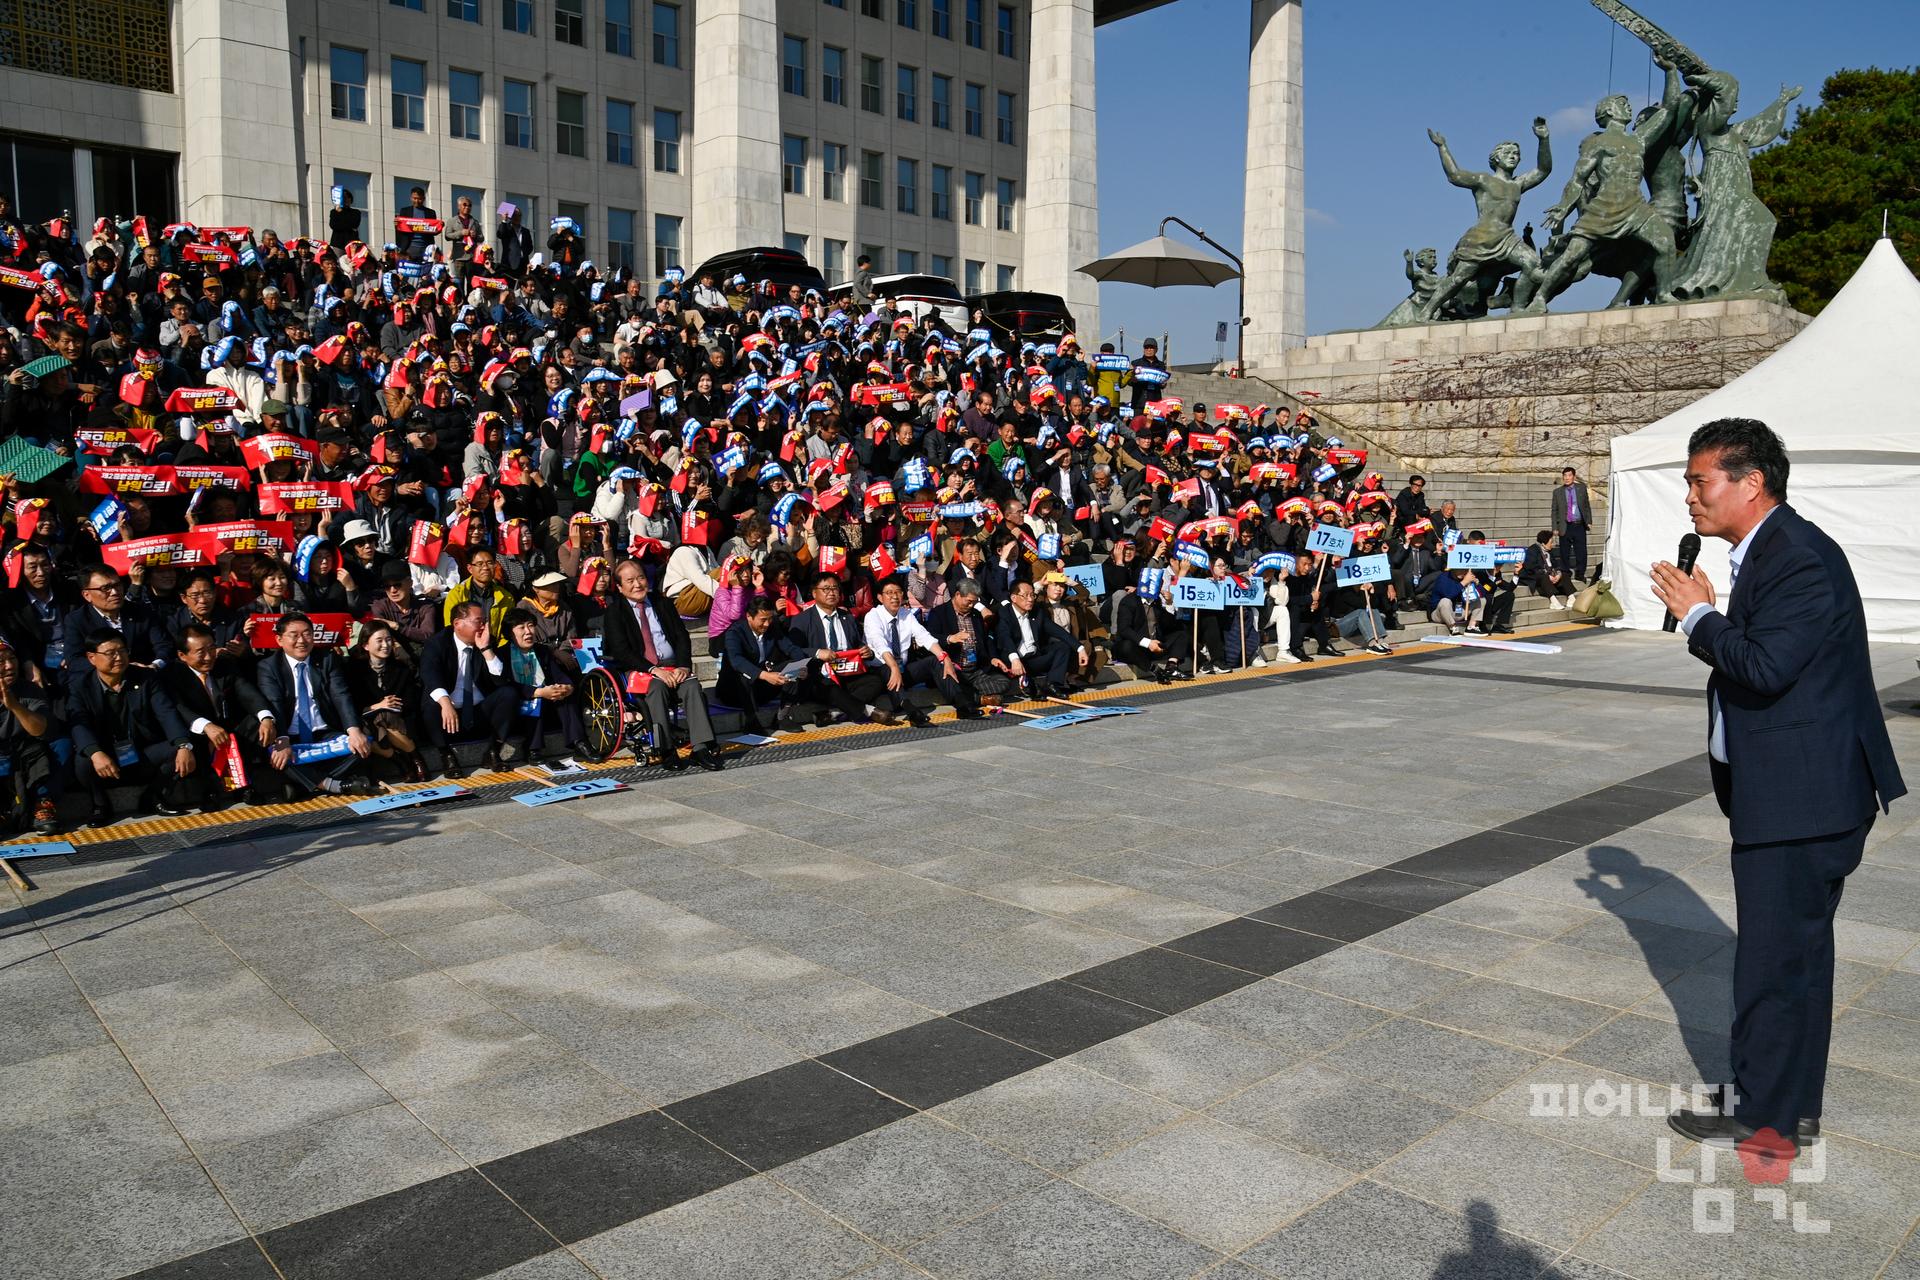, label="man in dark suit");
[1550,465,1594,581]
[61,565,169,693]
[419,600,523,776]
[786,572,901,726]
[1651,418,1906,1163]
[163,622,280,804]
[255,612,381,796]
[600,558,723,770]
[924,579,1000,716]
[68,628,197,824]
[993,579,1079,697]
[717,596,809,732]
[1519,530,1573,604]
[1112,583,1194,681]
